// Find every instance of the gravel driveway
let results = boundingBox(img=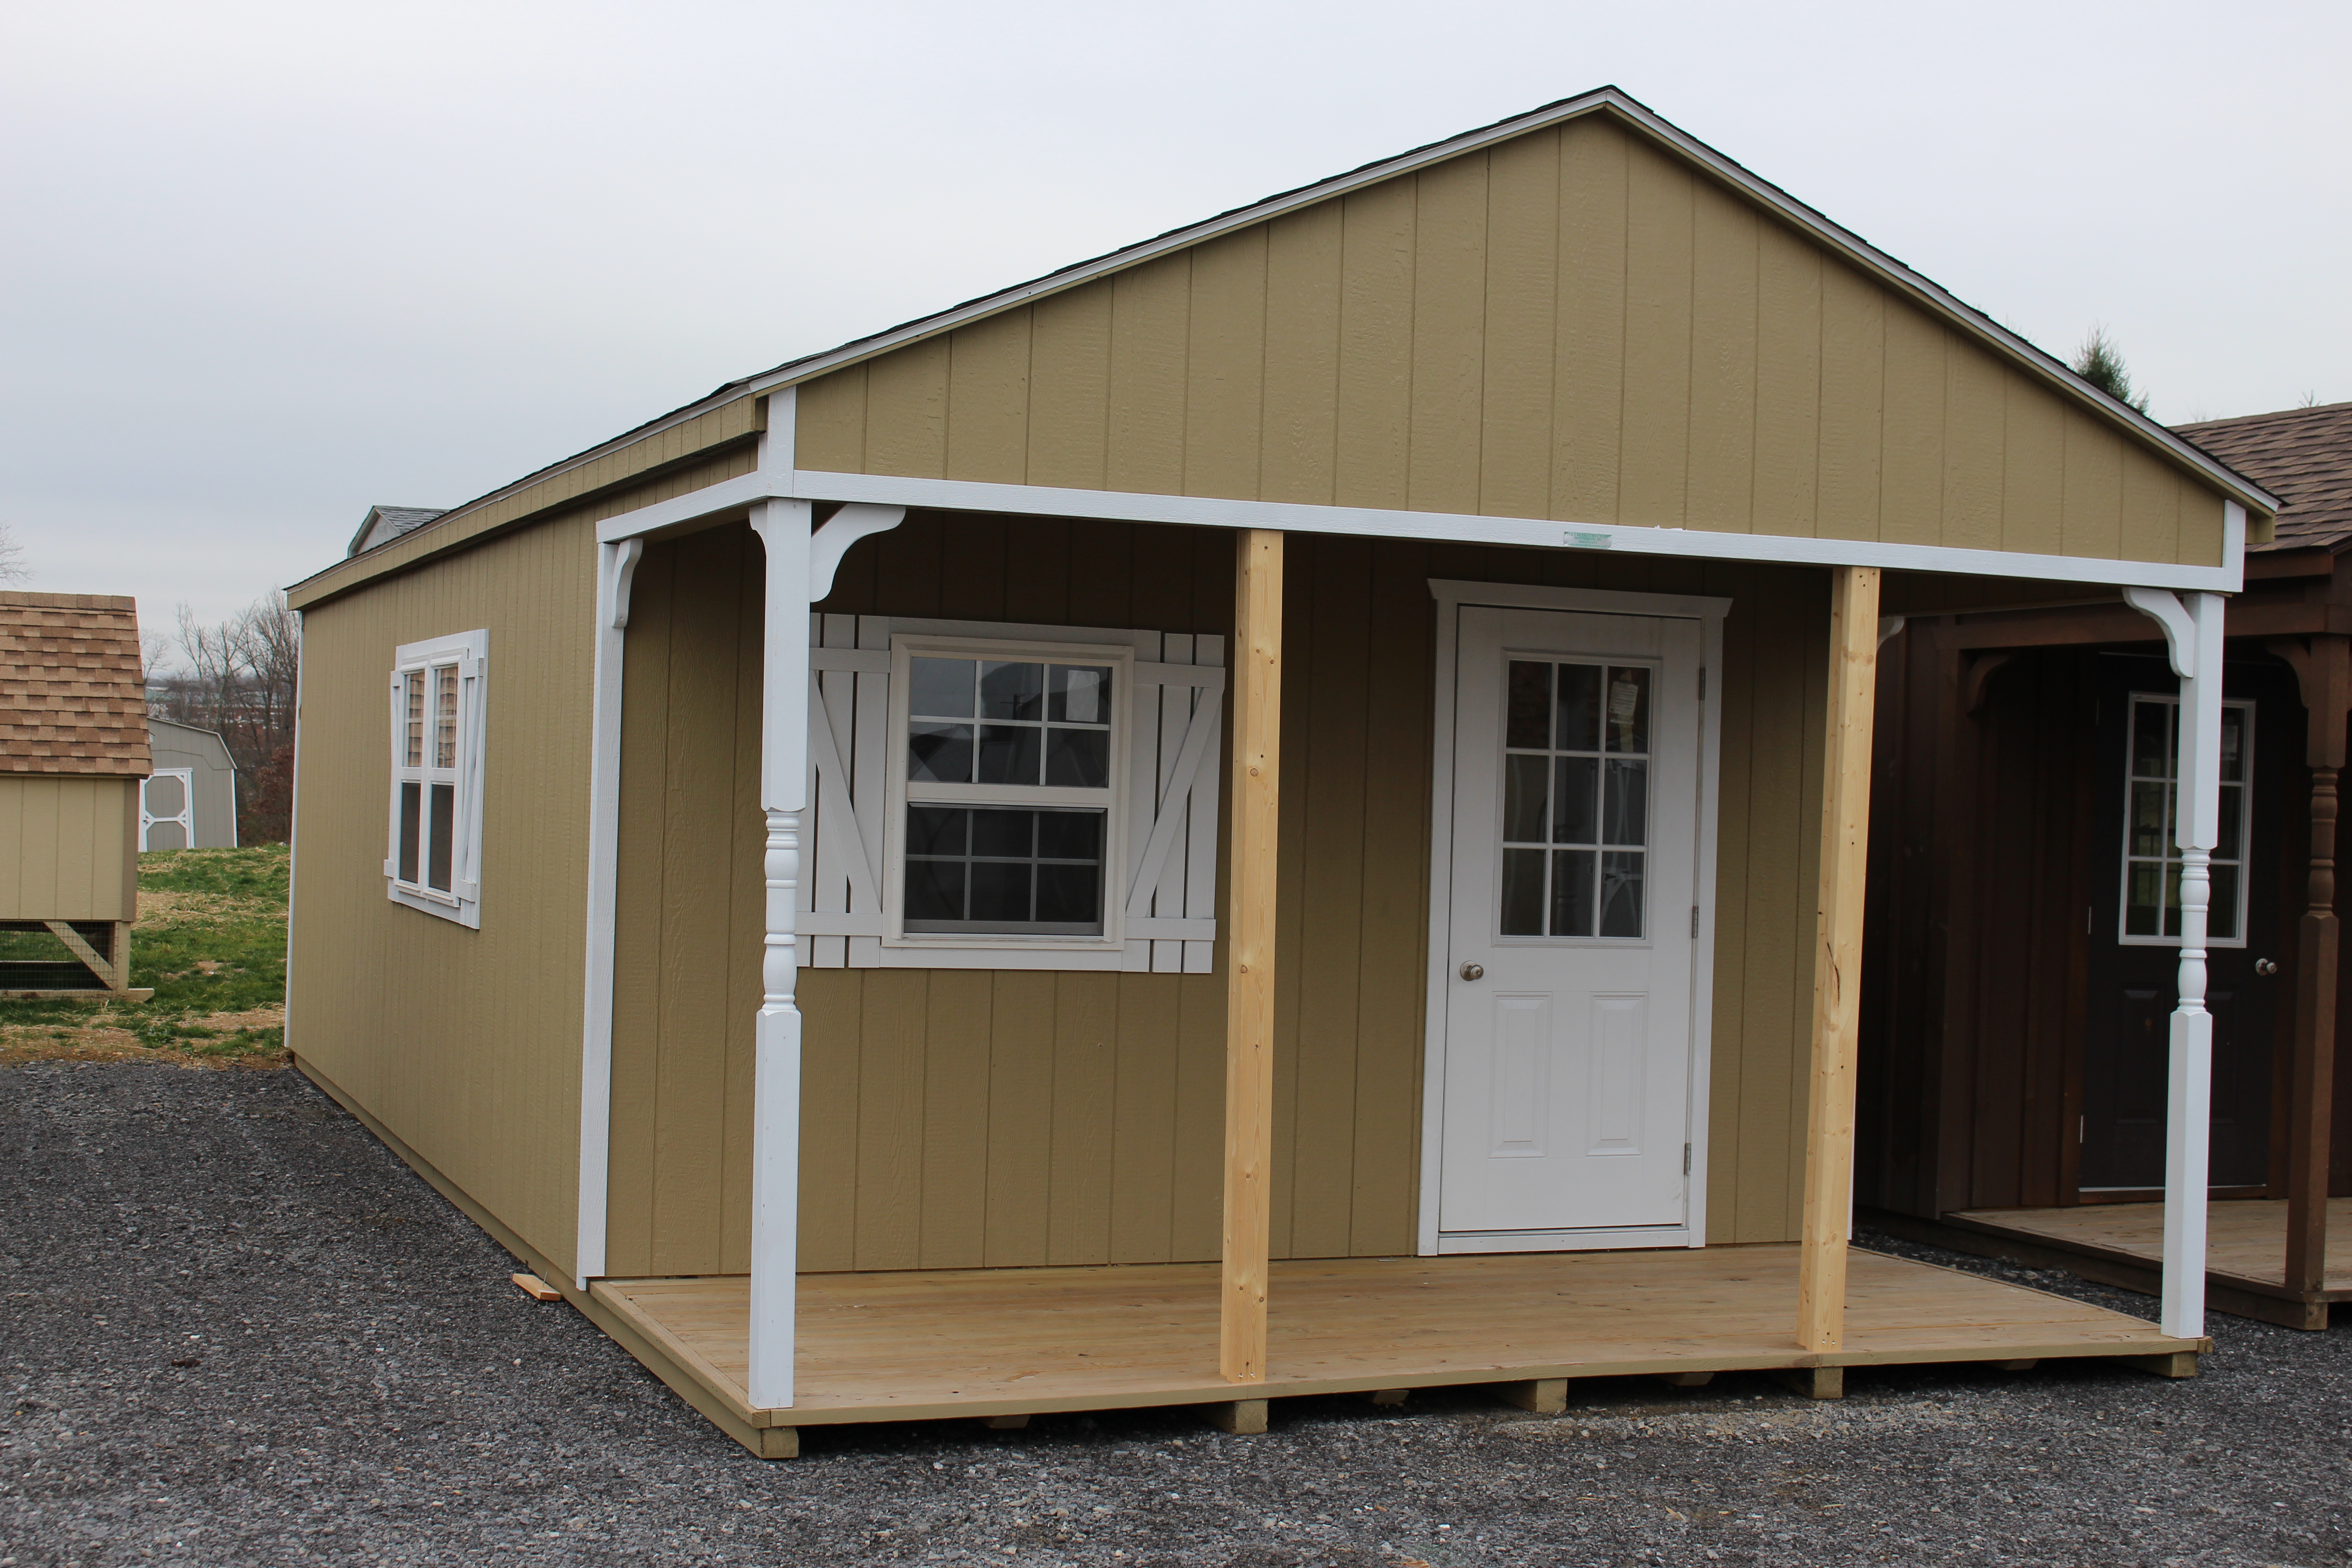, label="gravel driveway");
[4,1061,2347,1567]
